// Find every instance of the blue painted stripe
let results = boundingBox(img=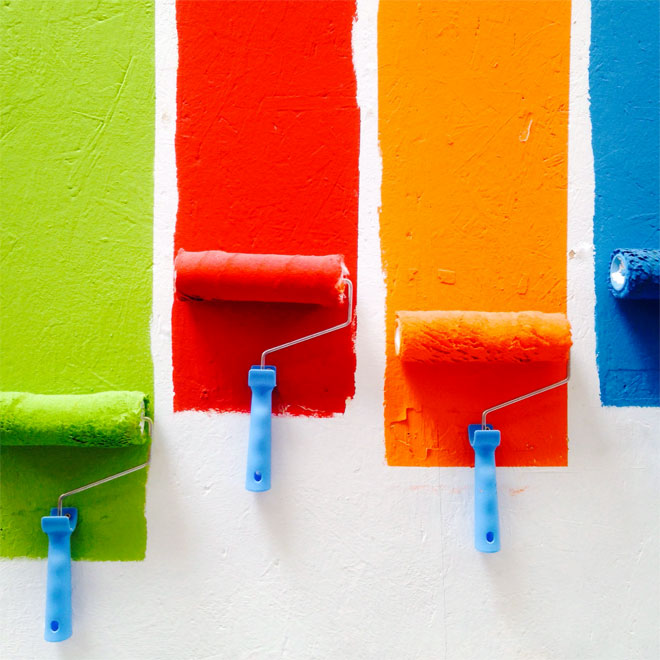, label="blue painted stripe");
[591,0,659,406]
